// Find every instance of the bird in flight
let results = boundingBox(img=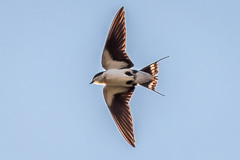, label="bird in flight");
[90,7,168,147]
